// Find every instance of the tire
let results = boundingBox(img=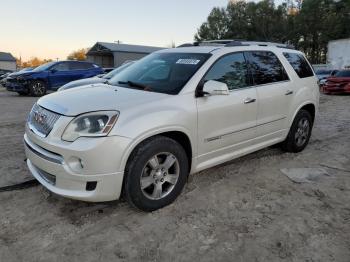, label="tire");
[281,109,313,153]
[29,80,47,97]
[124,136,189,212]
